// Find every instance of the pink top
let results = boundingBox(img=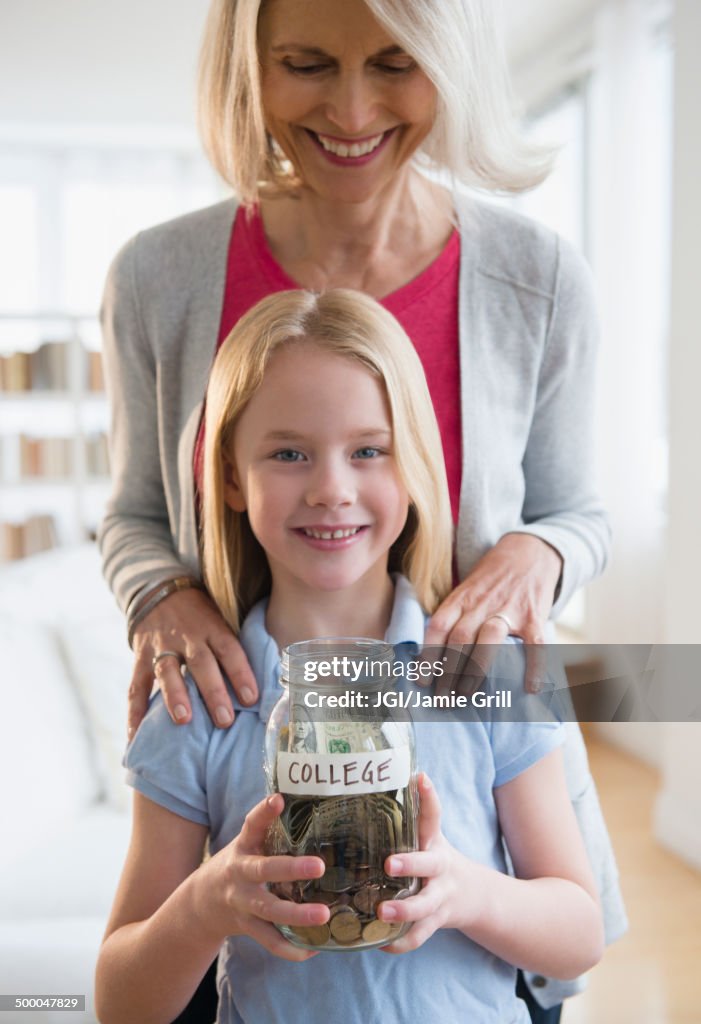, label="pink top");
[195,206,462,522]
